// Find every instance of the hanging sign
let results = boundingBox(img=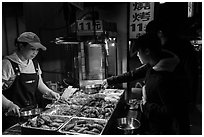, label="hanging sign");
[77,20,103,35]
[129,2,154,39]
[188,2,193,17]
